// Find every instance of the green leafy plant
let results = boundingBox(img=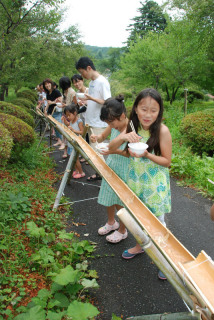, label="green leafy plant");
[180,109,214,156]
[0,122,13,167]
[0,101,35,127]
